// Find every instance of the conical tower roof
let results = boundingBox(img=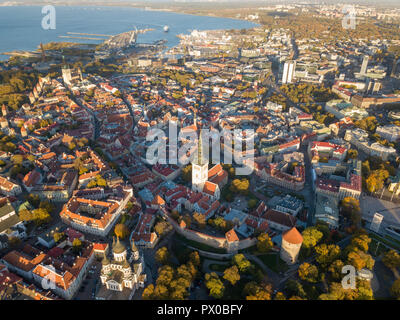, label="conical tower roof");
[282,227,303,244]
